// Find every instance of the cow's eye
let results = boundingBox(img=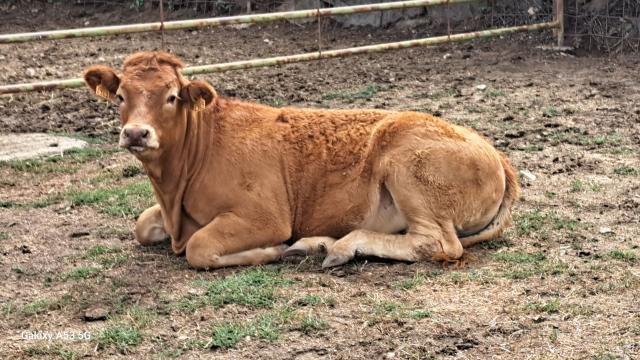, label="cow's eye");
[167,95,177,104]
[116,94,124,103]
